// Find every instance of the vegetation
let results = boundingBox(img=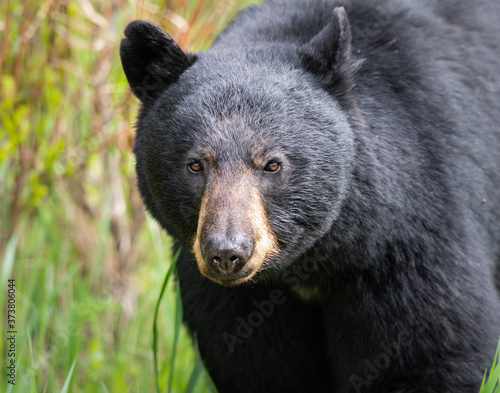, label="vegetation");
[0,0,255,391]
[480,338,500,393]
